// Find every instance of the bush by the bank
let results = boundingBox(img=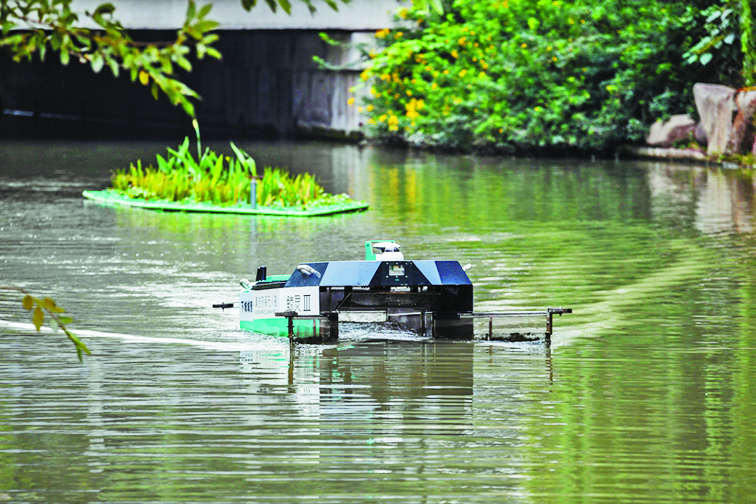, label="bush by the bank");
[358,0,740,155]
